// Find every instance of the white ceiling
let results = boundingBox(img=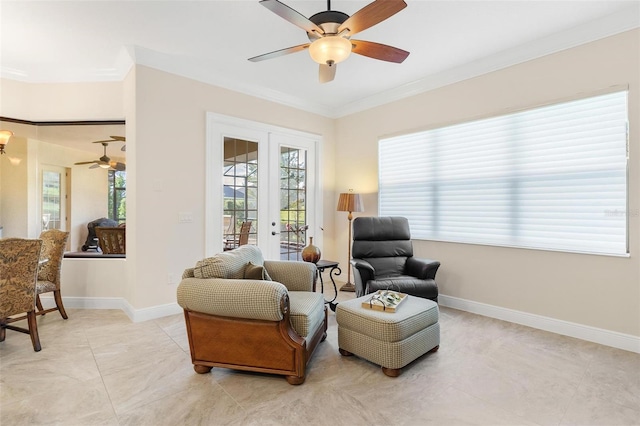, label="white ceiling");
[1,0,639,153]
